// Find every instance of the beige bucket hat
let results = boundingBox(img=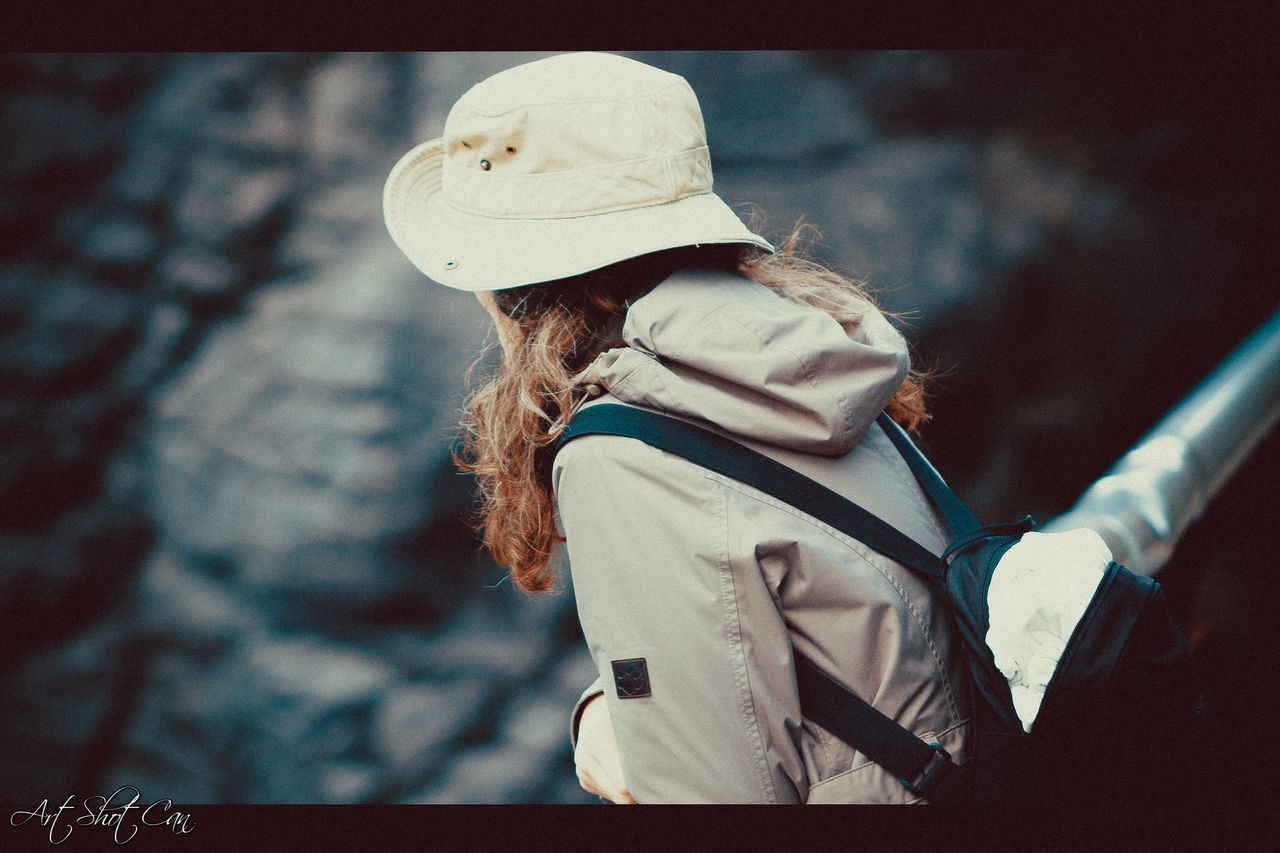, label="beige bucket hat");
[383,52,774,292]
